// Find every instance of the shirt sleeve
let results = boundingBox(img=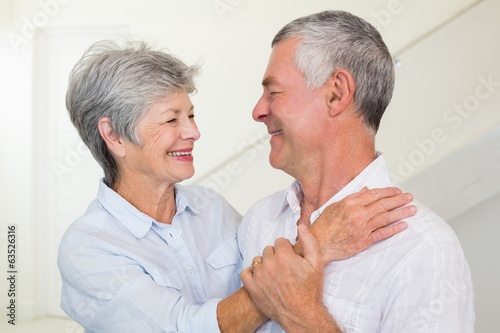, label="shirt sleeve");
[58,236,222,333]
[381,238,475,332]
